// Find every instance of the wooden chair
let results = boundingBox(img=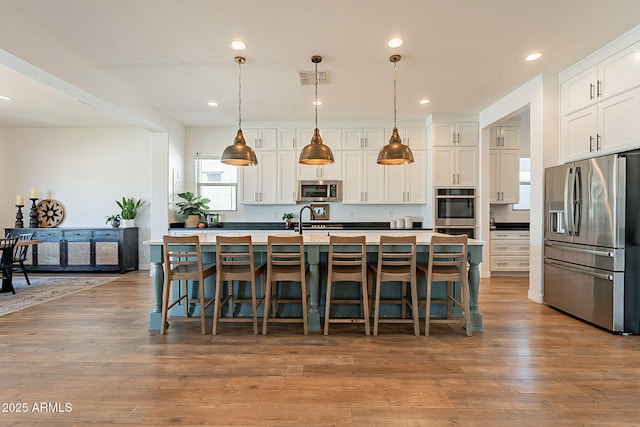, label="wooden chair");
[417,234,471,336]
[6,232,34,286]
[324,235,370,335]
[161,235,216,335]
[262,235,308,335]
[367,235,419,336]
[0,237,19,294]
[213,235,266,335]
